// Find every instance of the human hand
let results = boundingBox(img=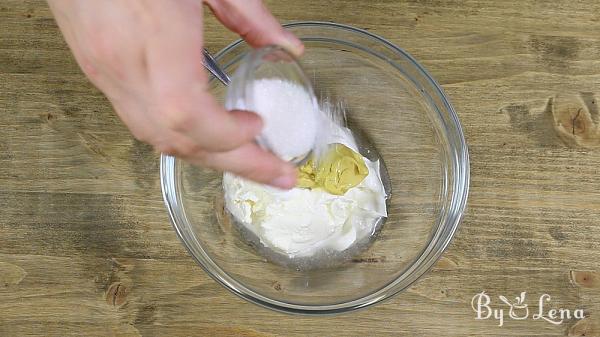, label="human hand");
[47,0,304,188]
